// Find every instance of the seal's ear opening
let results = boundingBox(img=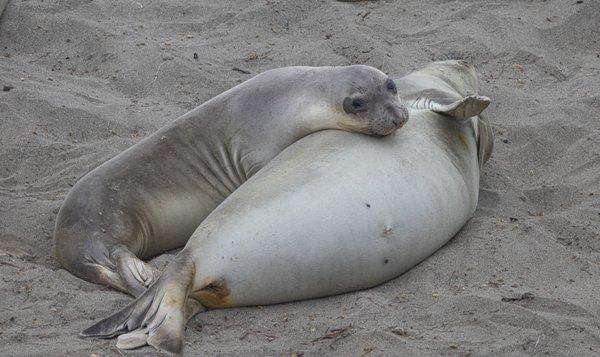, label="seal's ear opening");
[477,114,494,169]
